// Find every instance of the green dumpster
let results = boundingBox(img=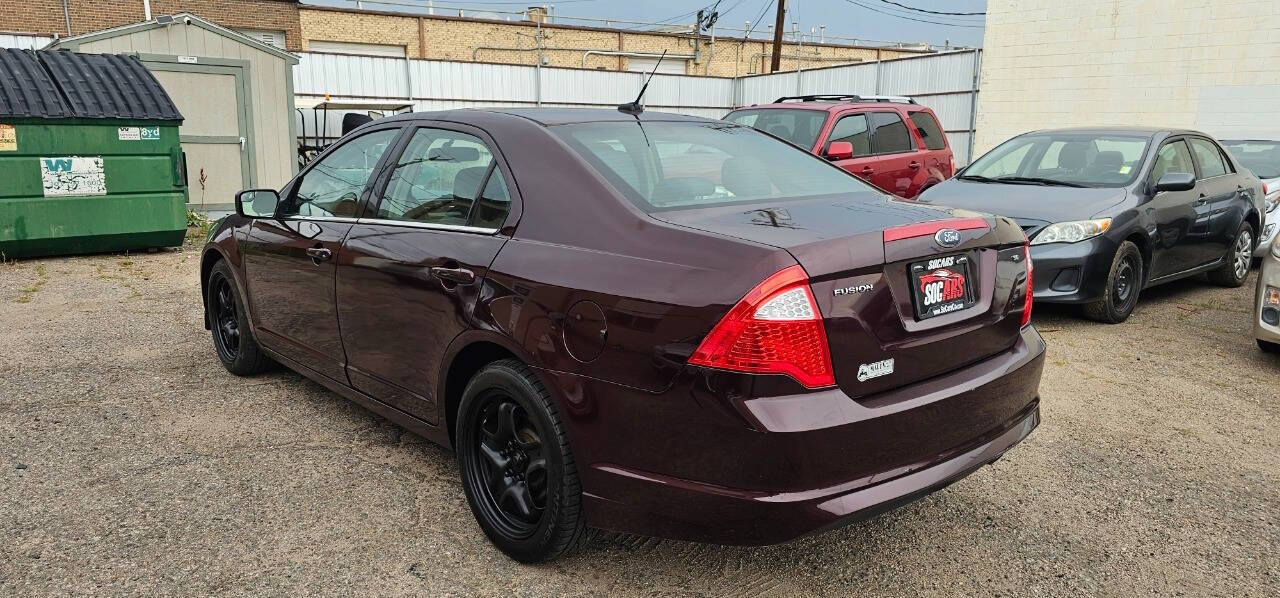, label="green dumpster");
[0,49,187,259]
